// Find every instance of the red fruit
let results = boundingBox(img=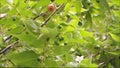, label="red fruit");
[47,3,56,12]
